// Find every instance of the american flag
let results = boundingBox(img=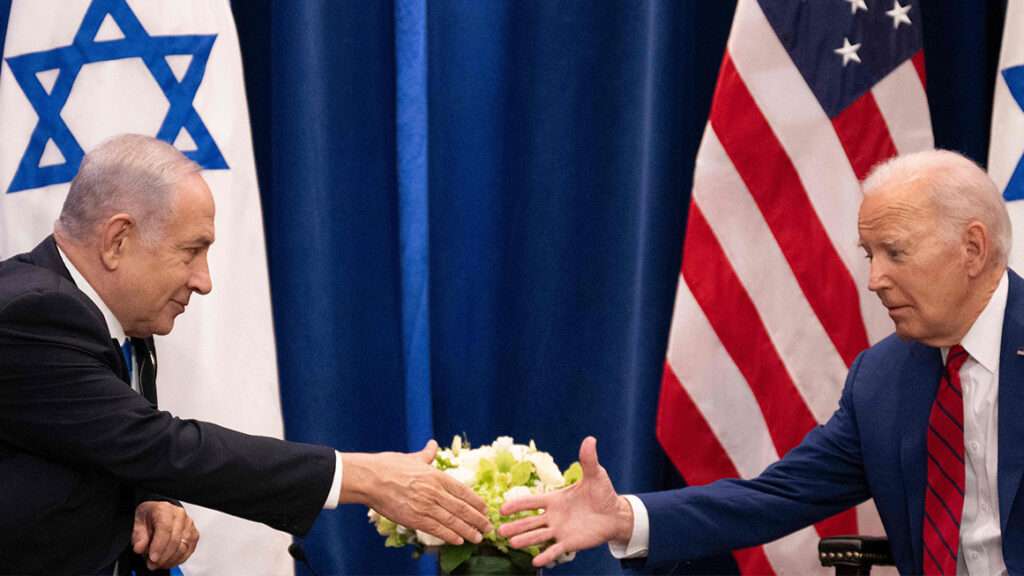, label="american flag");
[657,0,932,573]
